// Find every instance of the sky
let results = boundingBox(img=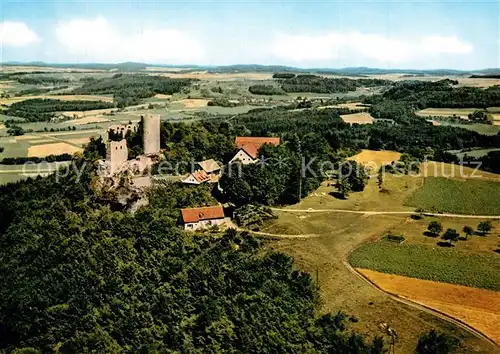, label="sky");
[0,0,498,69]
